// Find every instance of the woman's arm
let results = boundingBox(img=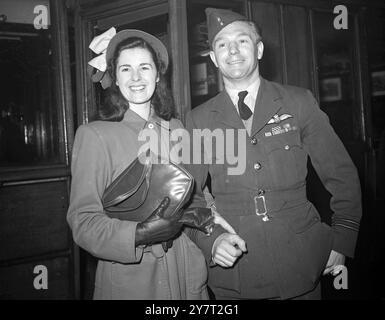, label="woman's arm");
[67,125,144,263]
